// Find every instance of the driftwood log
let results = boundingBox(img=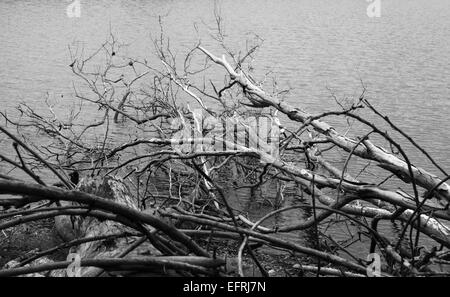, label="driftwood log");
[55,176,161,276]
[3,176,225,277]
